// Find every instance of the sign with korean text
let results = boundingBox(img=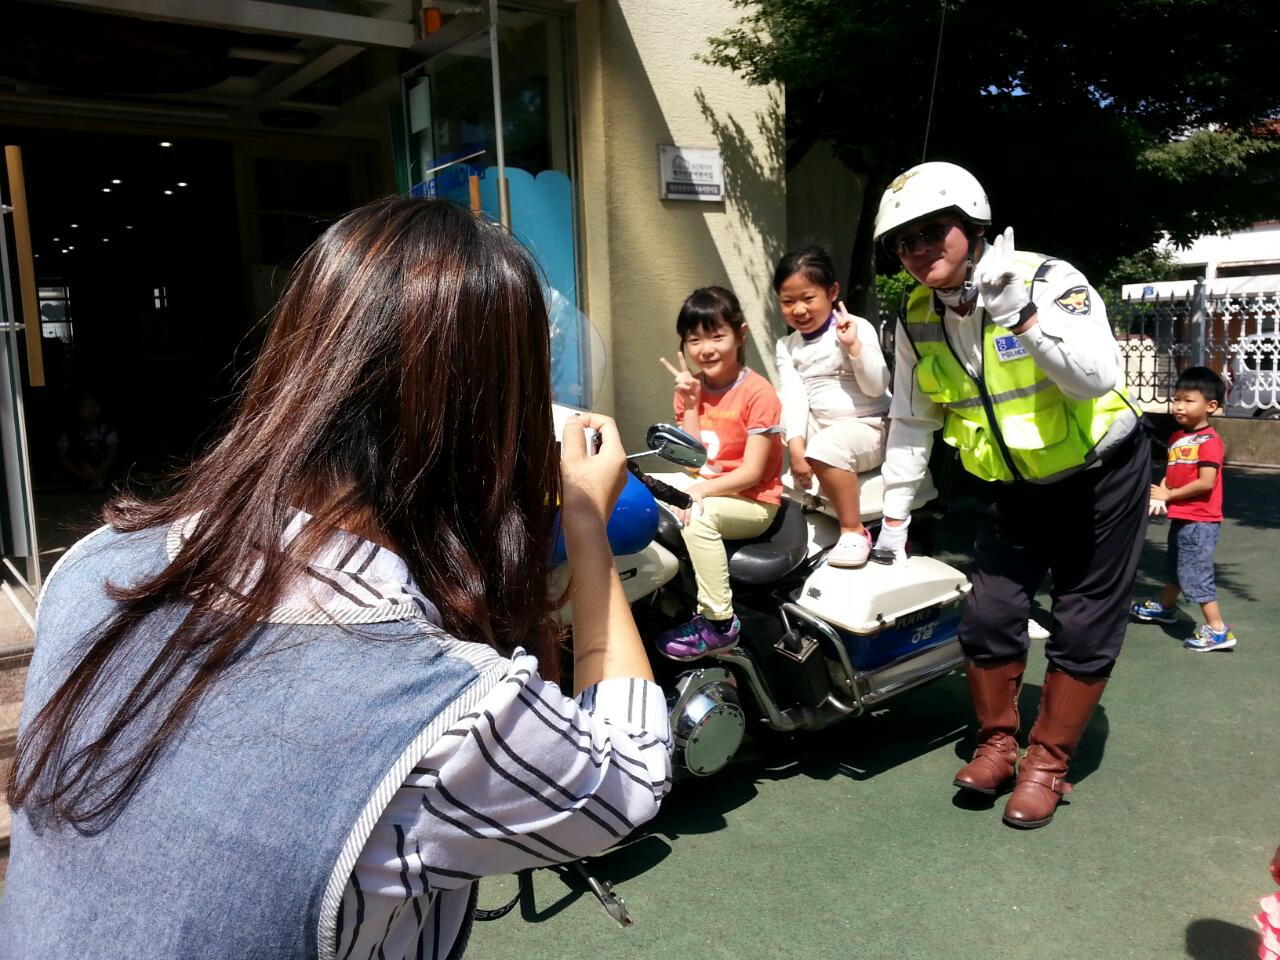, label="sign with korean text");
[659,146,724,202]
